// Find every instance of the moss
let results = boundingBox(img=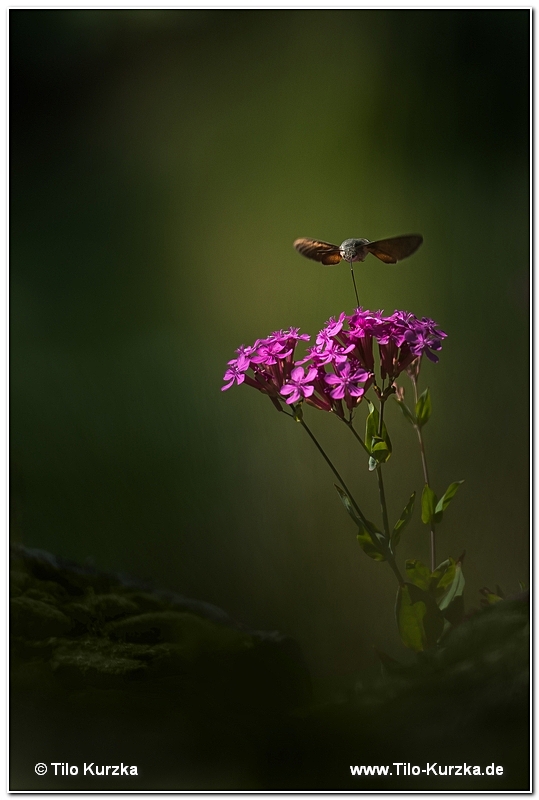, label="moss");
[10,545,310,713]
[51,641,147,689]
[84,593,140,622]
[105,610,254,654]
[10,596,72,639]
[10,570,30,596]
[124,591,172,613]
